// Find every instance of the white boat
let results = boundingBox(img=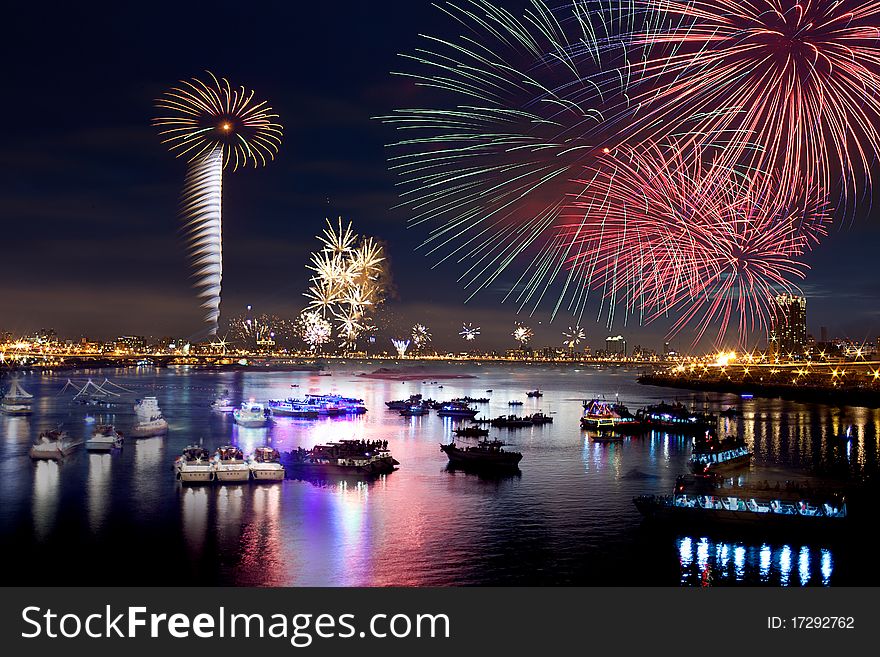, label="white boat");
[214,445,250,482]
[29,430,75,459]
[249,446,285,481]
[1,378,33,416]
[130,397,169,437]
[175,446,215,483]
[233,401,269,428]
[85,424,124,451]
[211,390,235,412]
